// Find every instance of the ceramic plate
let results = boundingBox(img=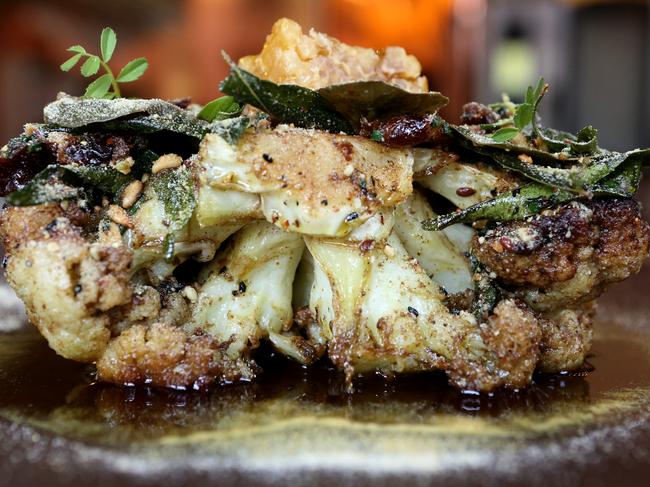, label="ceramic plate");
[1,267,649,487]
